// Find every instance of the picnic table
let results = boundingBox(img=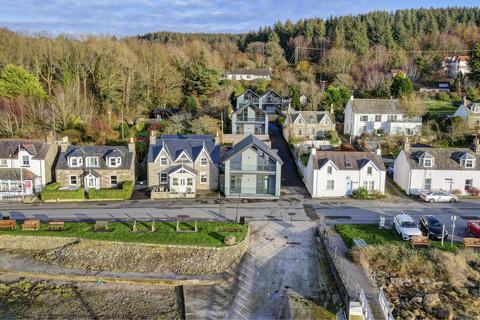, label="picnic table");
[48,221,65,231]
[0,220,16,230]
[463,237,480,249]
[22,219,40,231]
[410,235,430,248]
